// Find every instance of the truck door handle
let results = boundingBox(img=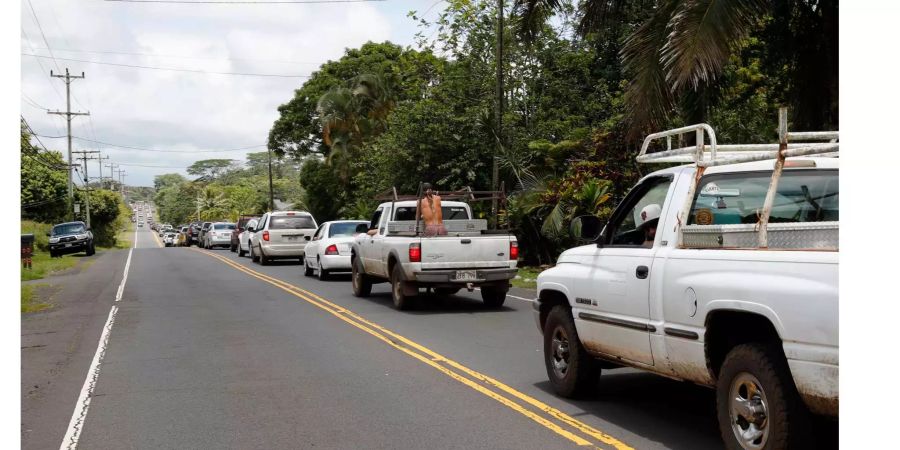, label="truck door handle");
[636,265,649,279]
